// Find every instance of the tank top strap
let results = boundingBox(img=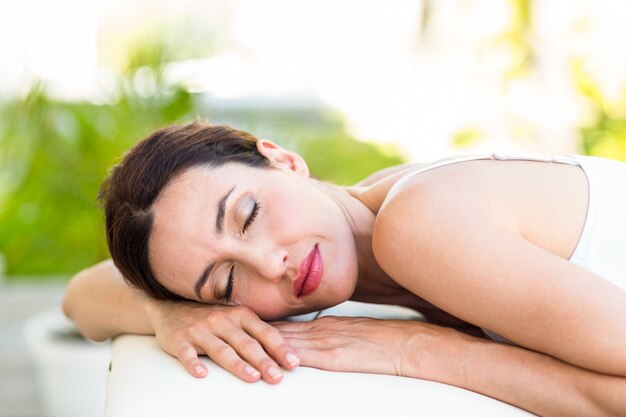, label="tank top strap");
[398,152,580,184]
